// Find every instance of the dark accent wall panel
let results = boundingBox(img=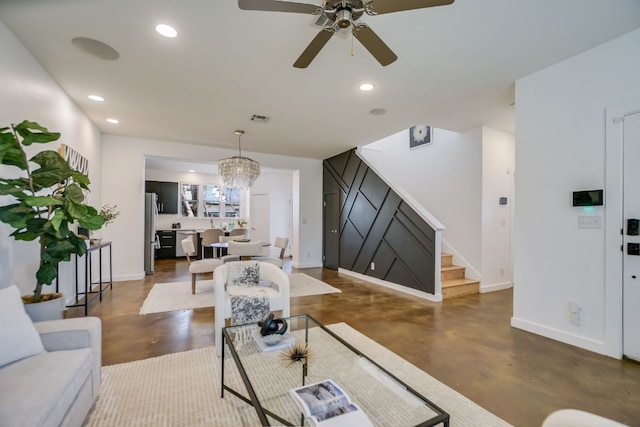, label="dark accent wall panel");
[323,149,436,294]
